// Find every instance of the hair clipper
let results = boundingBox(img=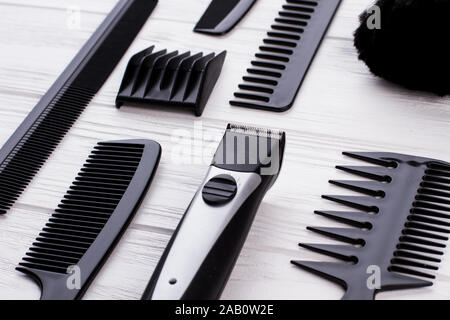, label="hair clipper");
[142,123,286,300]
